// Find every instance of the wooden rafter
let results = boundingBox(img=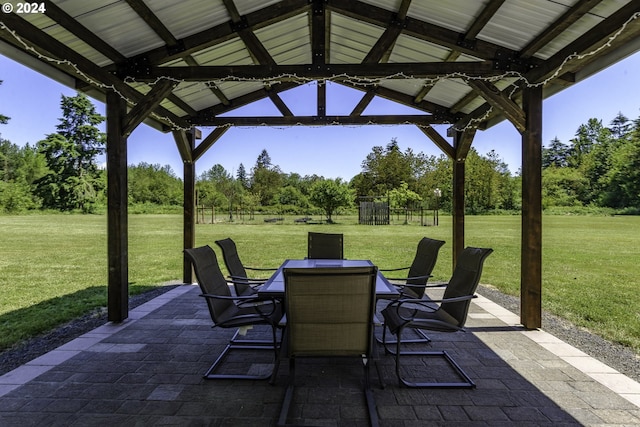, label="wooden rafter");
[193,127,230,161]
[125,0,310,66]
[0,13,189,130]
[329,0,530,63]
[122,80,178,137]
[467,80,525,133]
[418,125,455,159]
[526,1,640,84]
[45,2,125,63]
[416,0,505,103]
[520,0,603,59]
